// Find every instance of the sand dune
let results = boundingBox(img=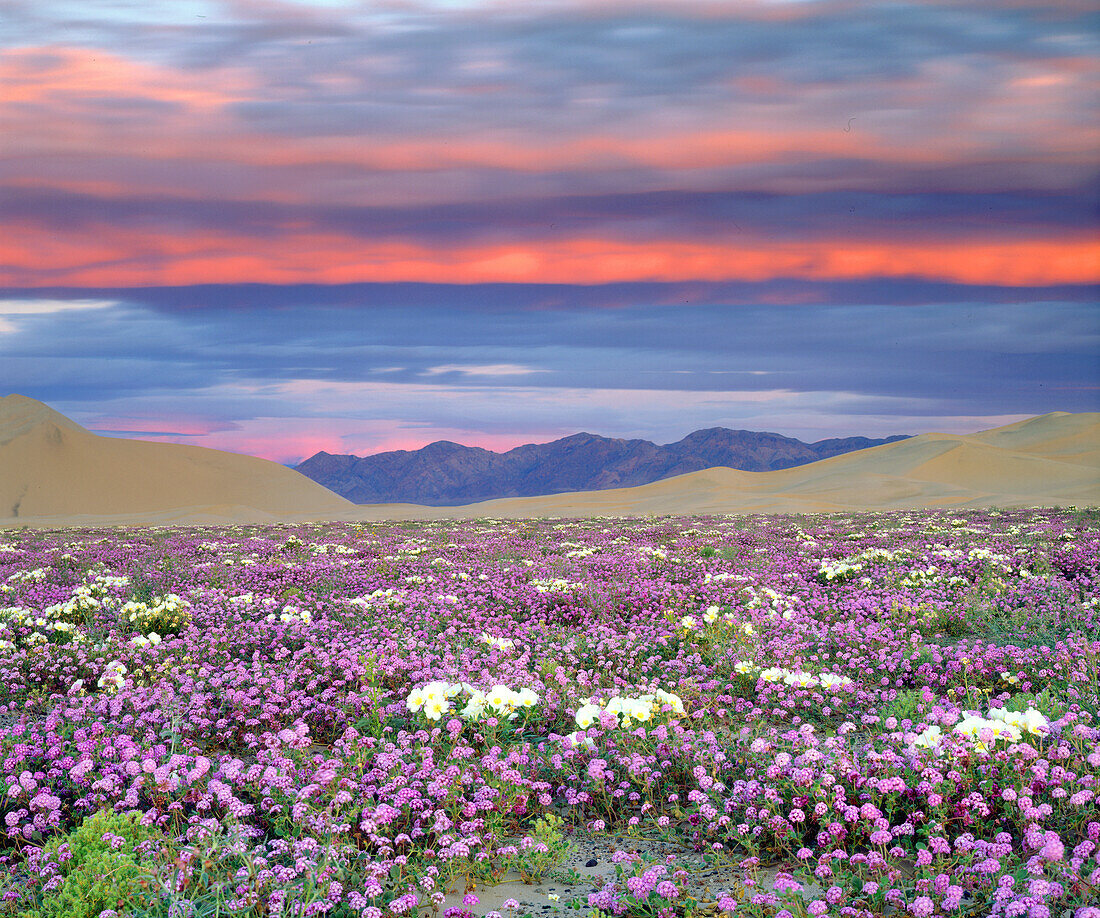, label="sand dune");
[351,412,1100,520]
[0,397,1095,527]
[0,395,352,525]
